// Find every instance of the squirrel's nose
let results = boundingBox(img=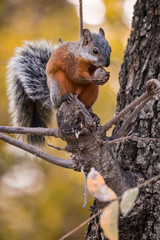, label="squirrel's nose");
[105,59,110,67]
